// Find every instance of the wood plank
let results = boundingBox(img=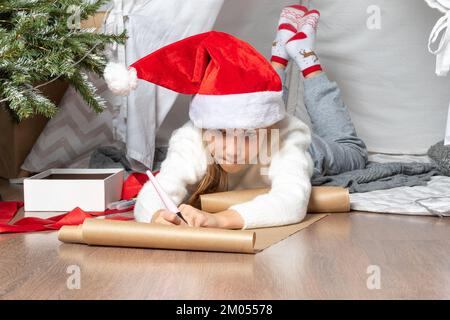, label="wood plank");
[1,179,450,299]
